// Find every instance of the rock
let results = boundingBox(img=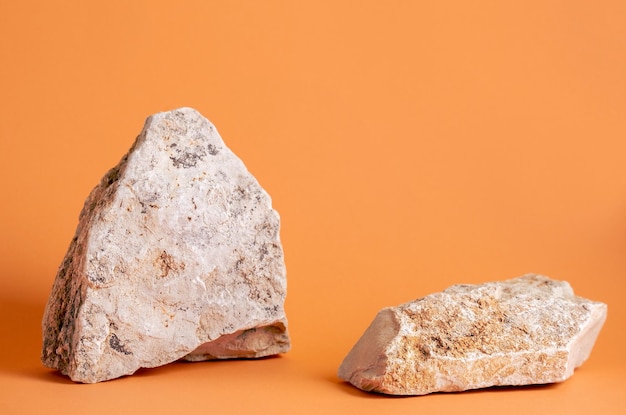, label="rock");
[338,274,606,395]
[42,108,290,383]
